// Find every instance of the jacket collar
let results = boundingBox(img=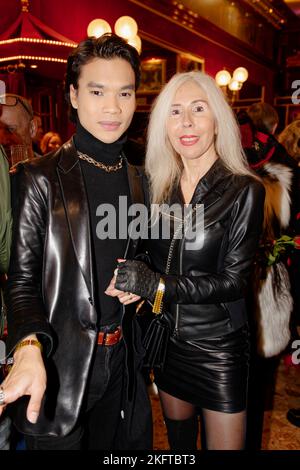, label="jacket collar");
[58,139,144,204]
[190,158,231,205]
[56,137,145,295]
[57,137,79,173]
[121,152,146,259]
[123,153,145,206]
